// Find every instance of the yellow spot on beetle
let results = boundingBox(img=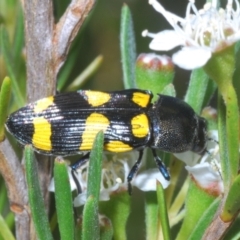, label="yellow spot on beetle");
[32,117,52,151]
[34,96,54,113]
[105,141,132,152]
[85,91,111,107]
[132,92,151,107]
[131,114,149,138]
[80,113,110,150]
